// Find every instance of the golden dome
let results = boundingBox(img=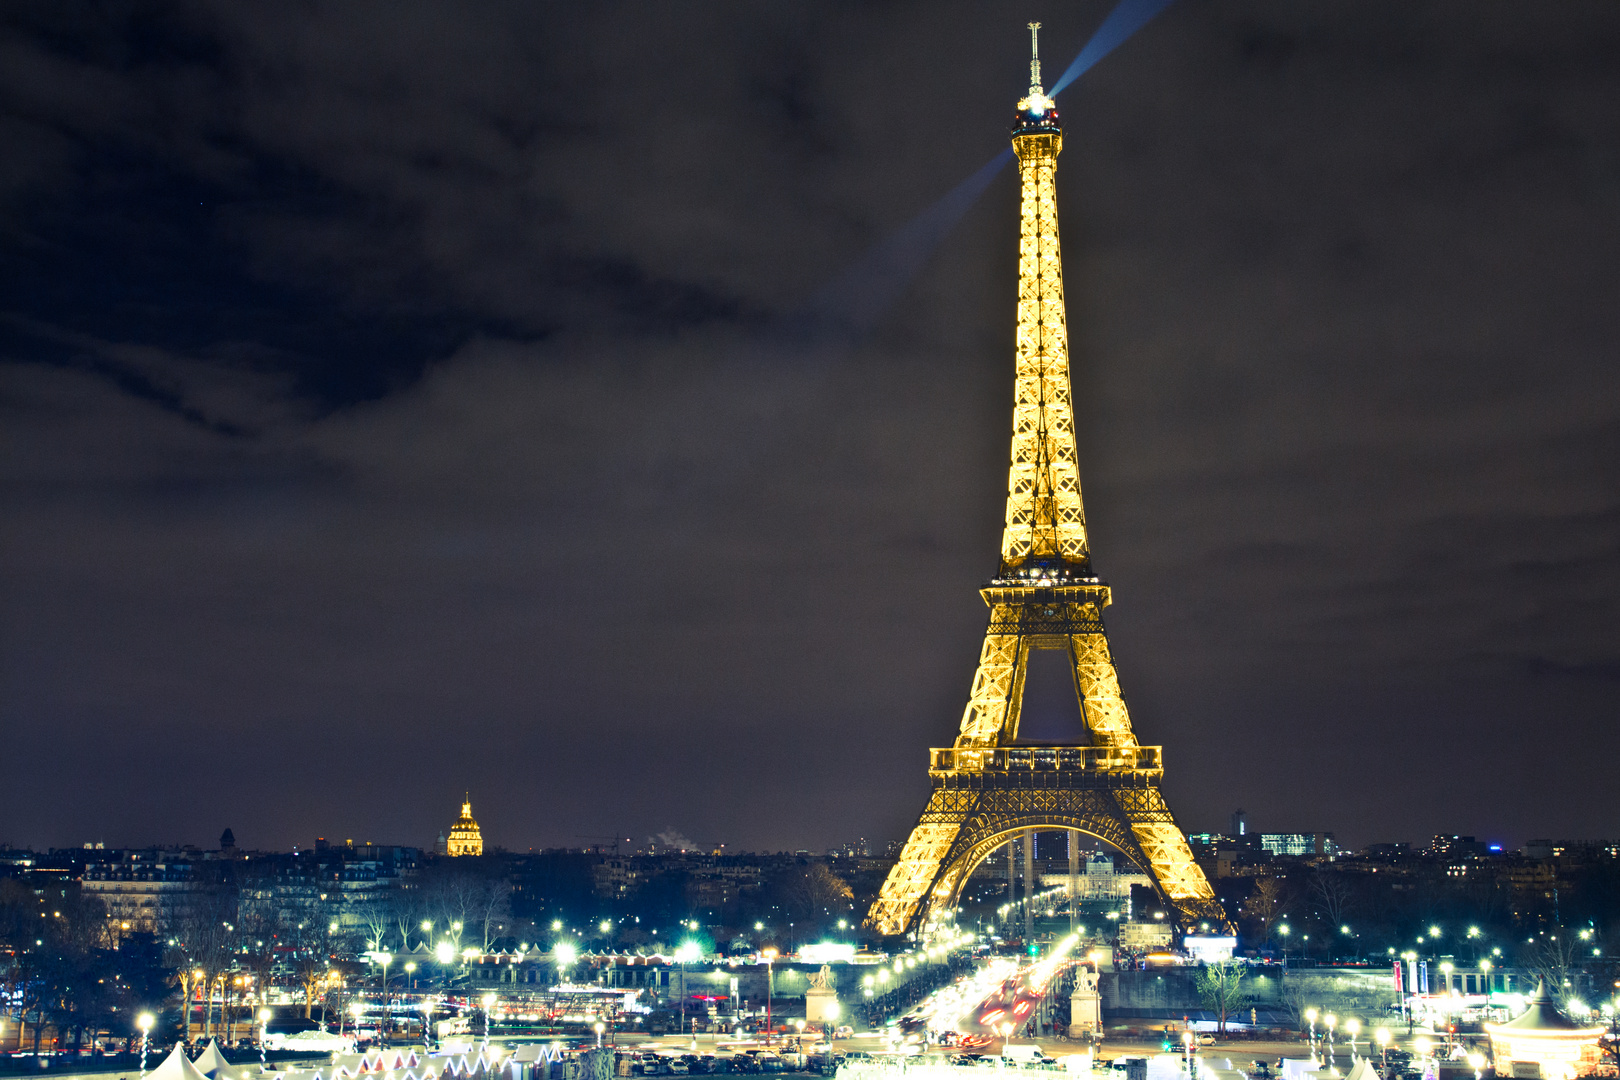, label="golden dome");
[445,793,483,857]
